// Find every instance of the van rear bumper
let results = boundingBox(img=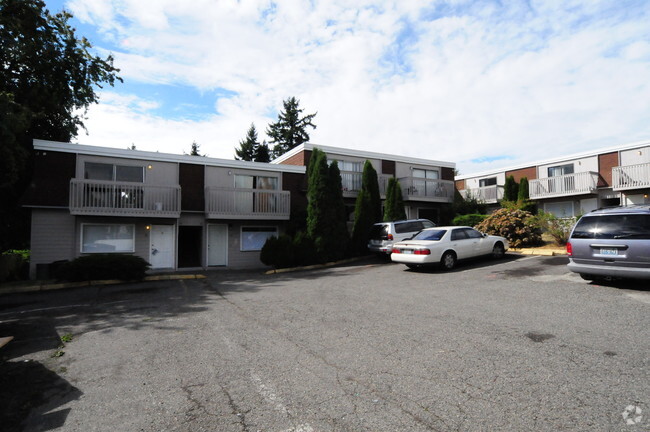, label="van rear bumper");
[568,260,650,280]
